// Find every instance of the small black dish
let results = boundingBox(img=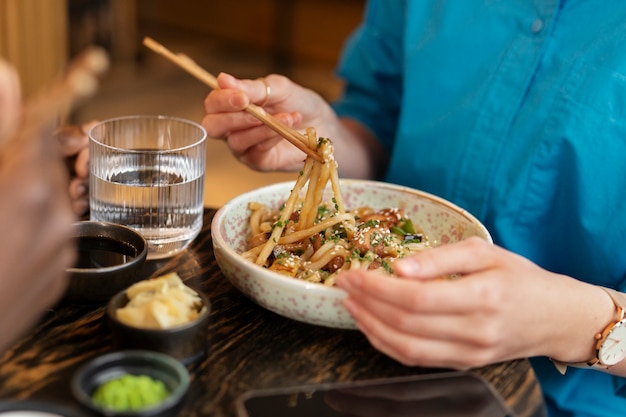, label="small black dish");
[71,350,189,417]
[106,289,211,365]
[65,221,148,304]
